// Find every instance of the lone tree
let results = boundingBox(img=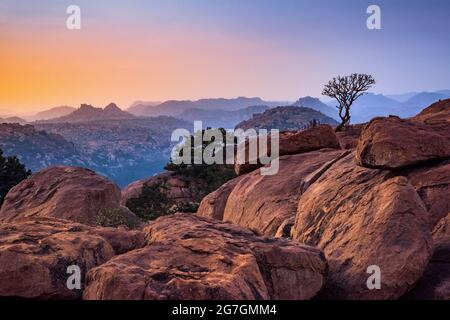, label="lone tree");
[0,148,31,205]
[322,73,375,131]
